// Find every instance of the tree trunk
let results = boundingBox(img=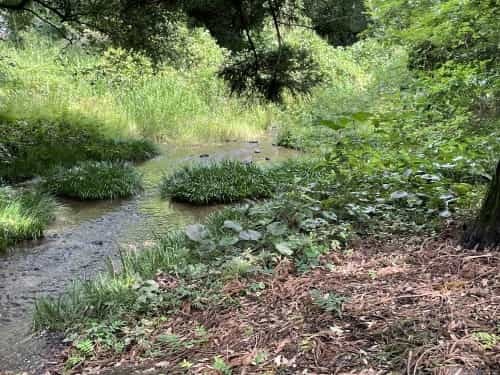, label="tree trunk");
[464,160,500,248]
